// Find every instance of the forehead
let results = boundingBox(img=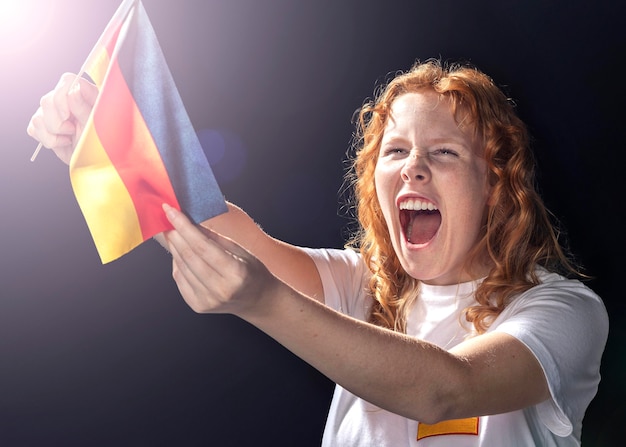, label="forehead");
[384,91,475,141]
[391,90,443,112]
